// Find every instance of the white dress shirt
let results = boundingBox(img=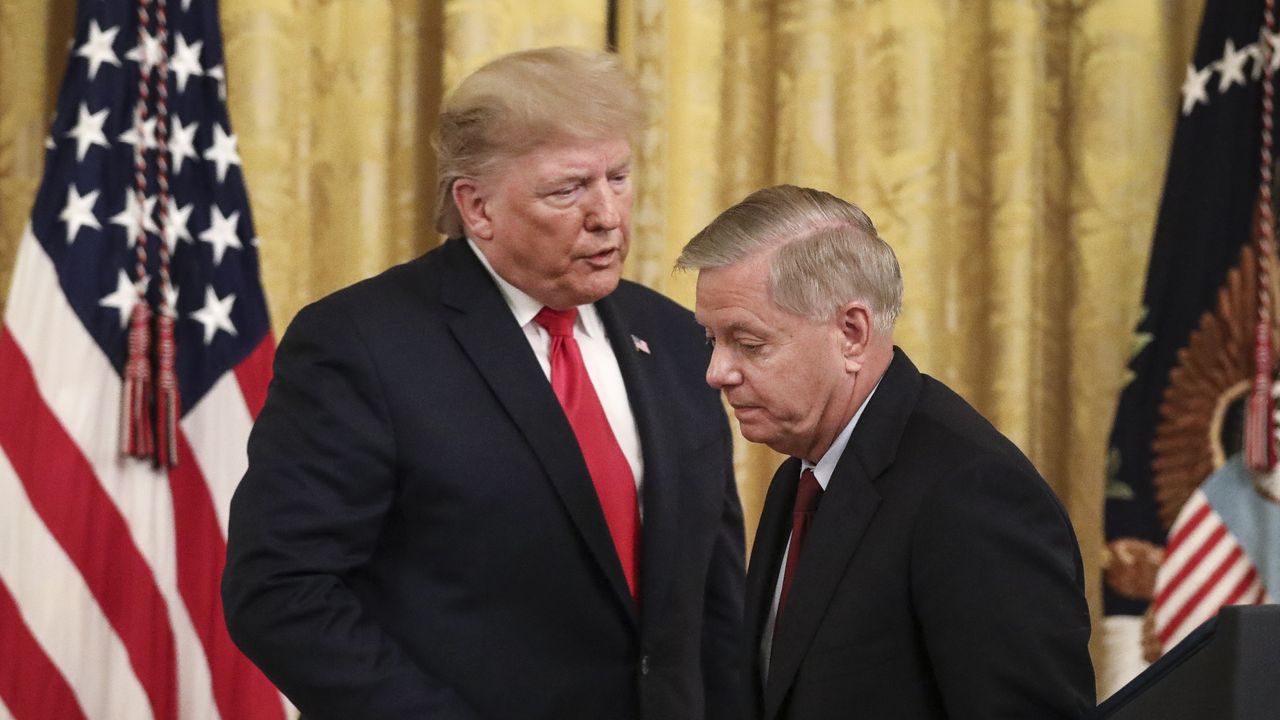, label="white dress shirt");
[759,382,880,679]
[467,239,645,501]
